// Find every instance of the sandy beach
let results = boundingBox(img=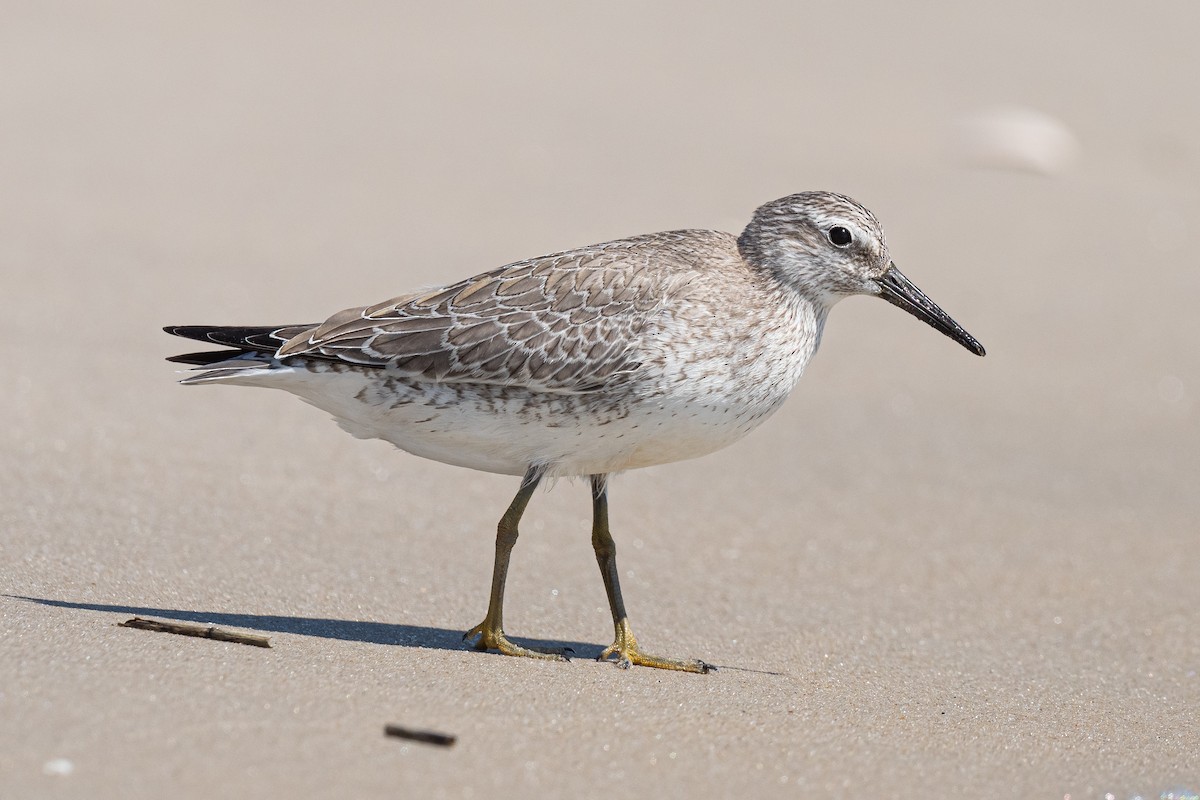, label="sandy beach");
[2,3,1198,797]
